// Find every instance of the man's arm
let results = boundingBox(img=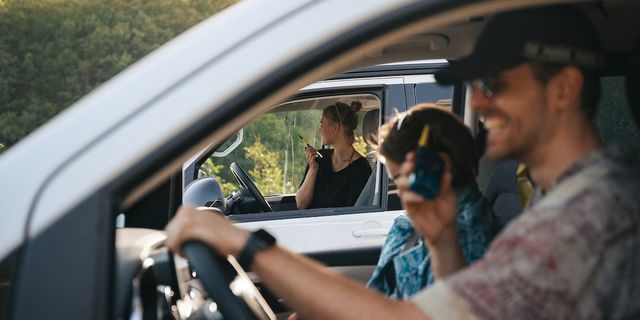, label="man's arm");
[252,244,427,320]
[165,207,429,320]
